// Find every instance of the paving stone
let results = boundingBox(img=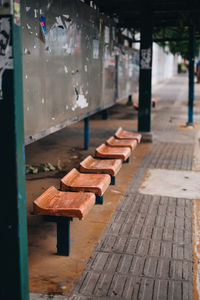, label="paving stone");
[78,271,100,295]
[116,254,133,274]
[107,274,127,297]
[94,273,114,297]
[104,253,121,272]
[152,280,168,300]
[152,226,163,240]
[130,256,146,276]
